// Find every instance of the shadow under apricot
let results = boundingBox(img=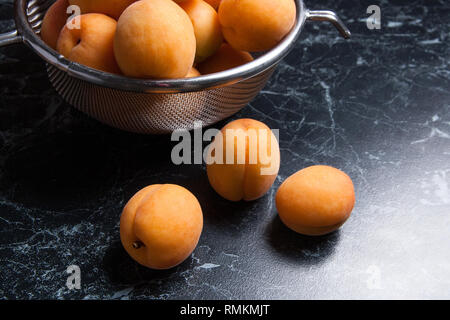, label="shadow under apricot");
[265,215,341,267]
[101,240,194,288]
